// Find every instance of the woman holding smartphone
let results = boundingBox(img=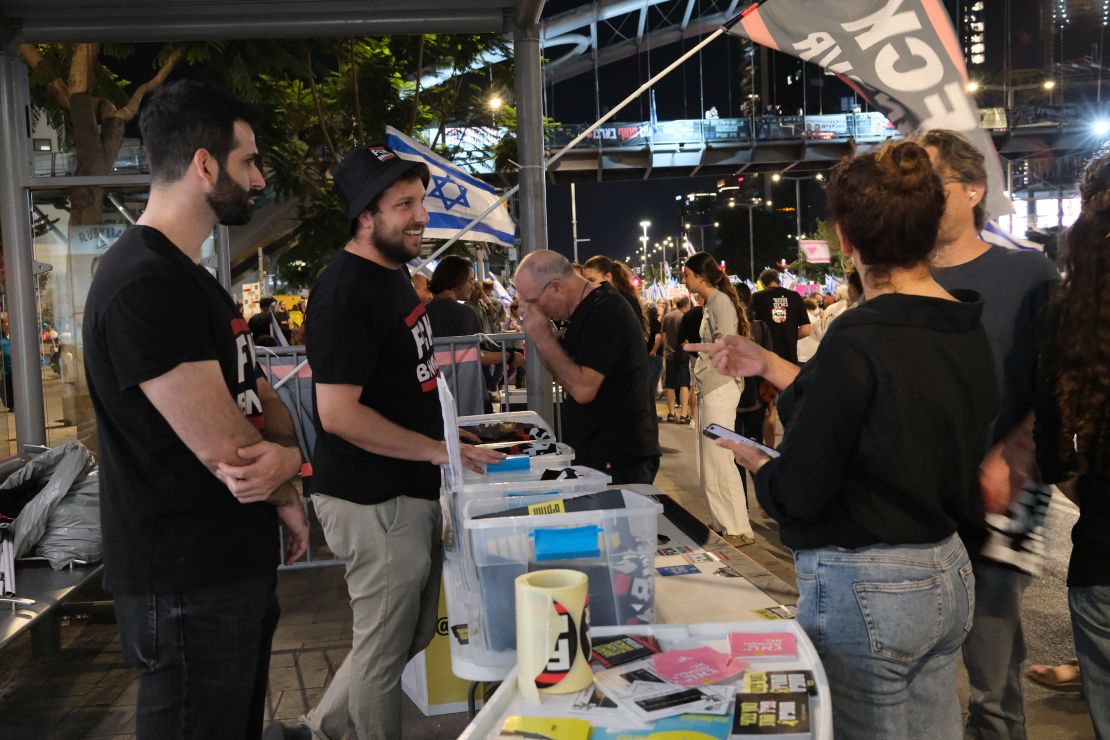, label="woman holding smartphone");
[687,141,998,738]
[683,251,755,547]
